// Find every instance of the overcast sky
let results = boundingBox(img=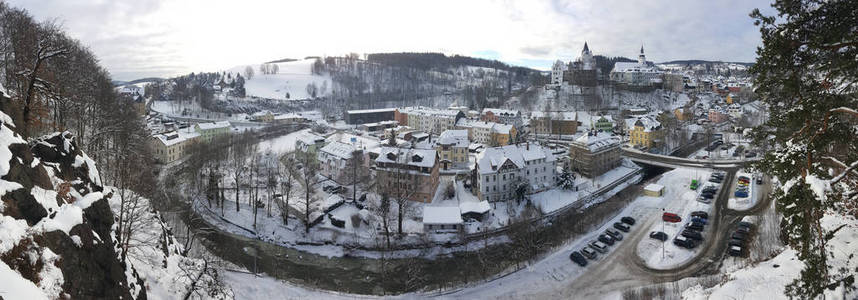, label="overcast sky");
[9,0,776,81]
